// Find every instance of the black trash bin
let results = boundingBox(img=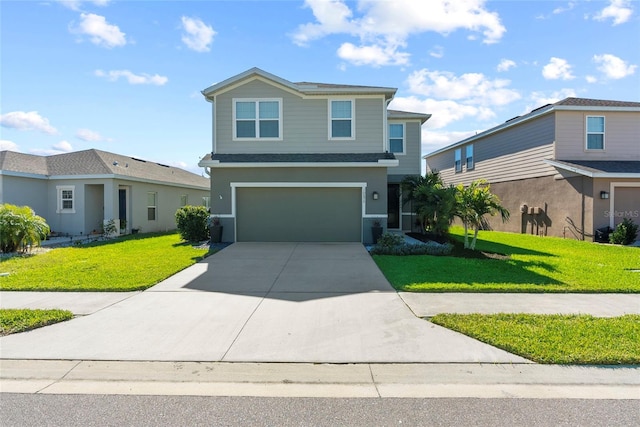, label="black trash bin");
[594,226,613,243]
